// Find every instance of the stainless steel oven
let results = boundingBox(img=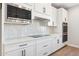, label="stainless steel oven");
[62,22,68,43]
